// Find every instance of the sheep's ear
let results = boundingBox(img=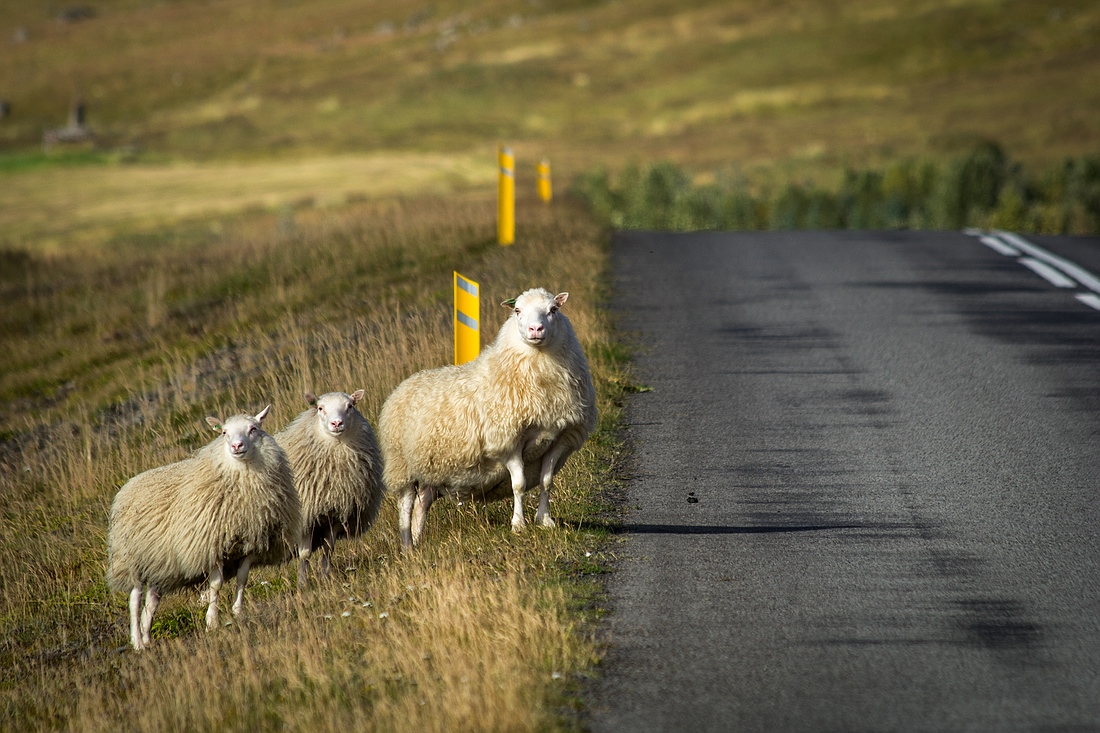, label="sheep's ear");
[205,417,222,431]
[255,404,272,423]
[554,292,569,307]
[501,297,517,308]
[304,392,318,407]
[350,389,365,405]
